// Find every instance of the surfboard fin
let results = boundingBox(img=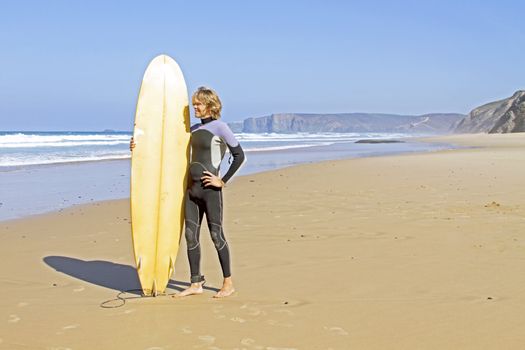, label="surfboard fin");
[152,279,158,297]
[168,256,175,278]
